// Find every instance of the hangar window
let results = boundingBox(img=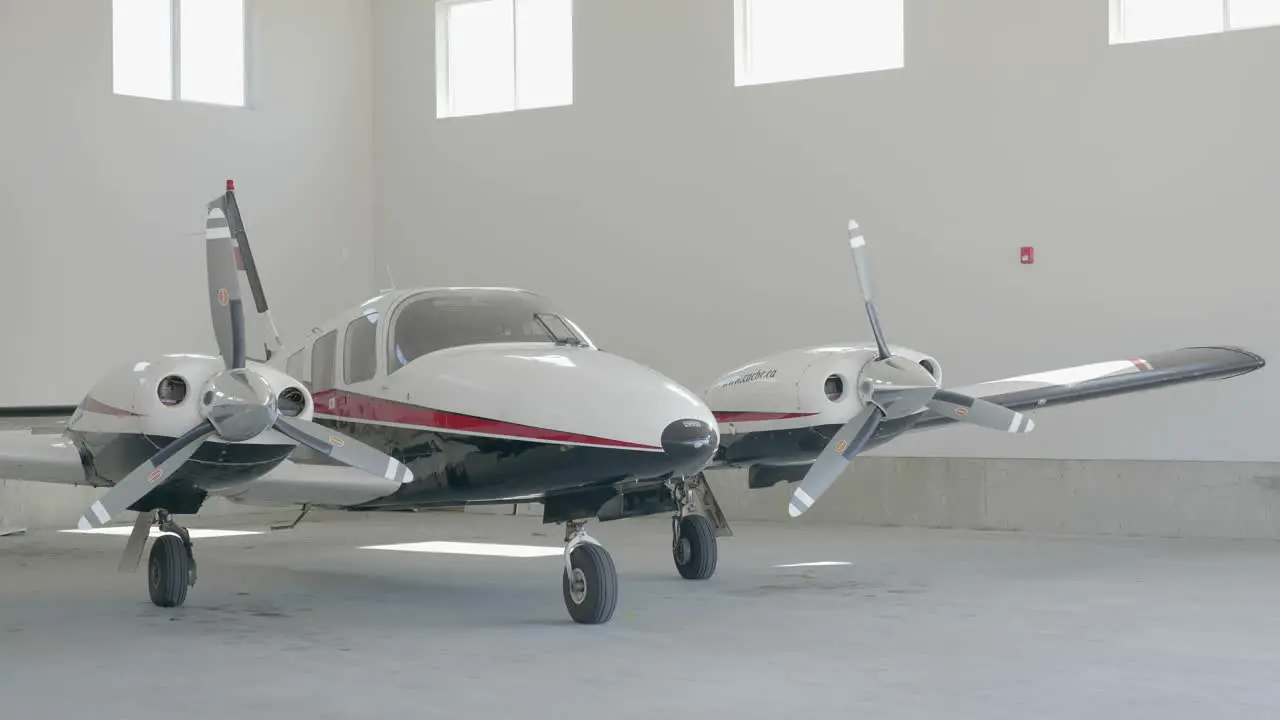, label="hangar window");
[311,330,338,393]
[112,0,247,106]
[1110,0,1280,44]
[435,0,574,118]
[343,312,380,385]
[733,0,904,87]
